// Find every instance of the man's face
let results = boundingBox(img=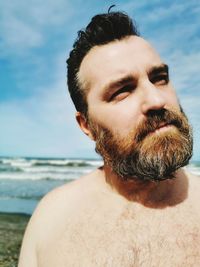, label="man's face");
[78,36,193,181]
